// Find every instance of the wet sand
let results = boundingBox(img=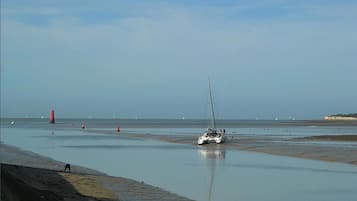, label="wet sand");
[301,135,357,141]
[1,144,193,201]
[85,129,357,165]
[230,135,357,165]
[176,134,357,165]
